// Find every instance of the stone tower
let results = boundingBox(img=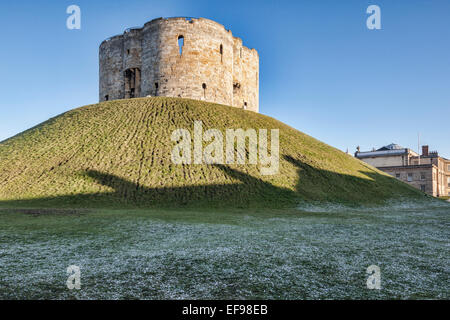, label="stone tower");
[99,17,259,112]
